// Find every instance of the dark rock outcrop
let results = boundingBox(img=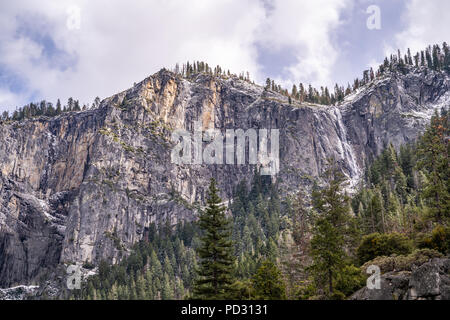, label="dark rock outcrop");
[351,258,450,300]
